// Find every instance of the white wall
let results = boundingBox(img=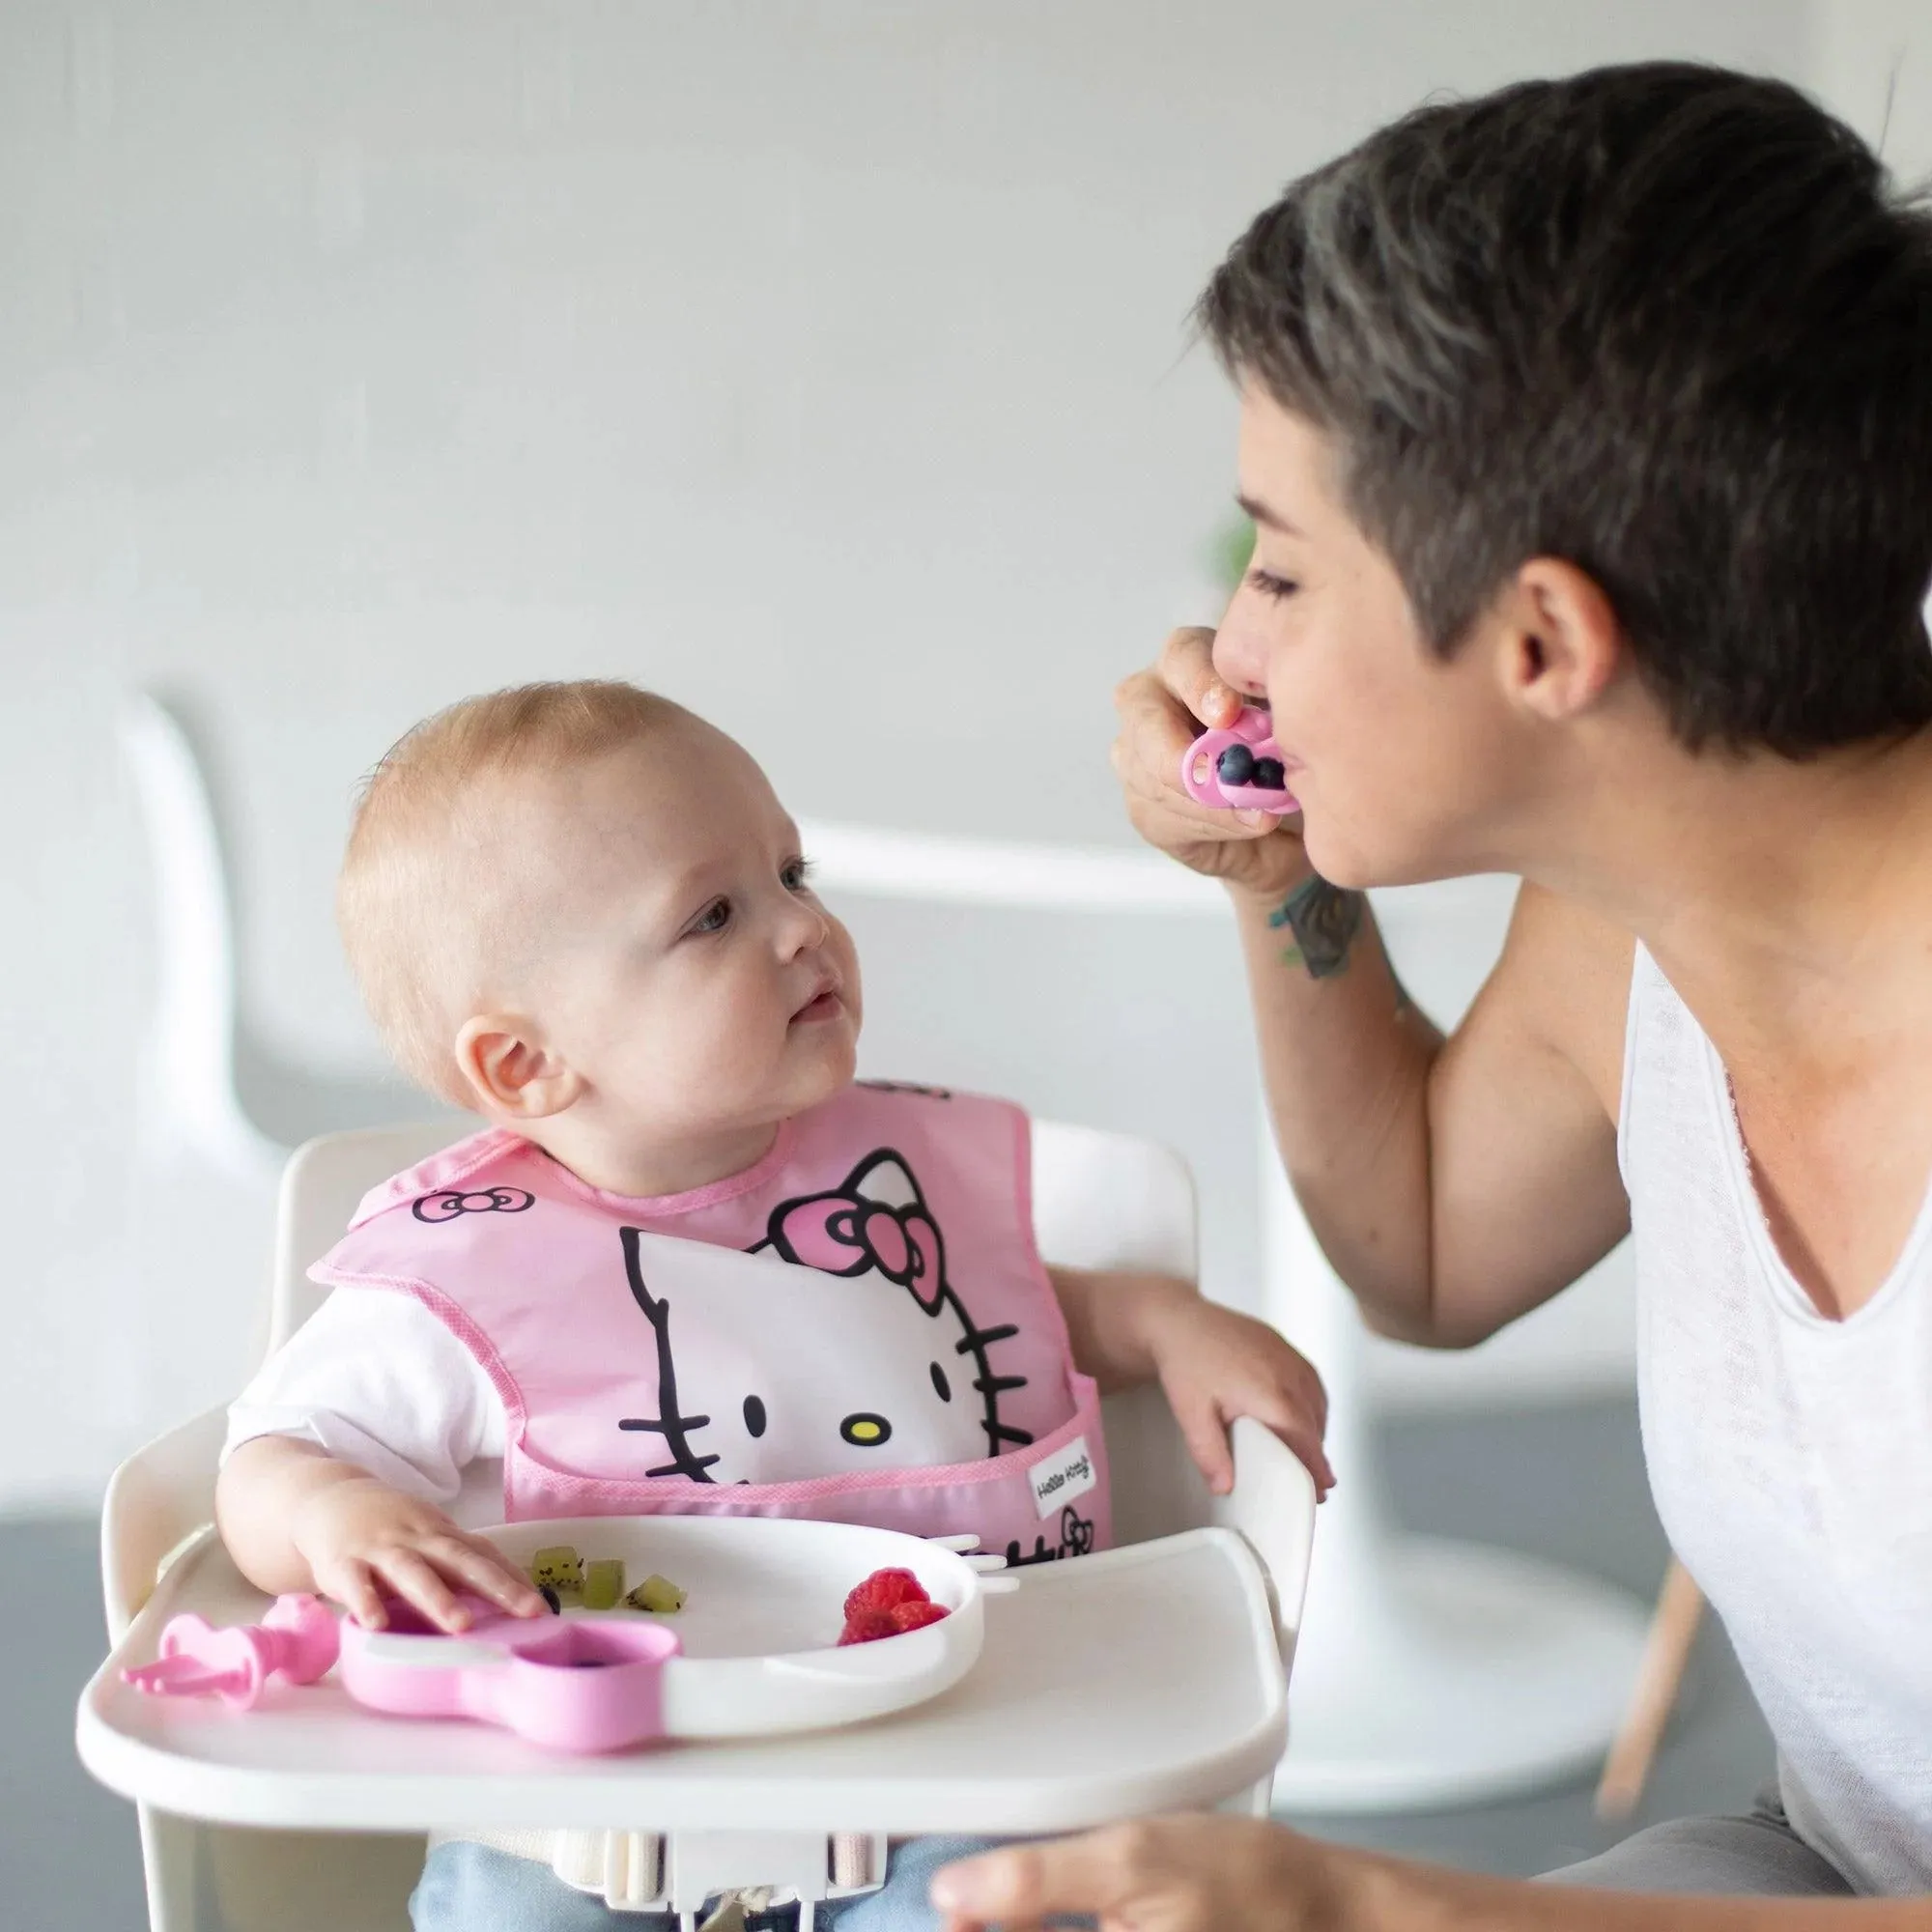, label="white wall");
[1813,0,1932,178]
[2,1,1831,1509]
